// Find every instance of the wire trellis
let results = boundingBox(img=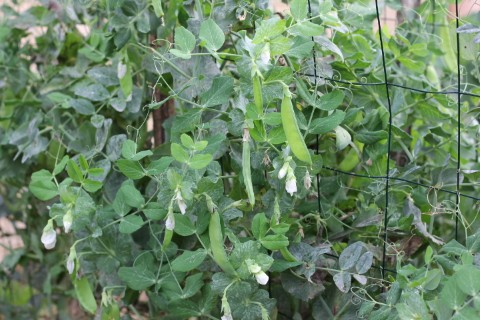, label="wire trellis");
[302,0,472,279]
